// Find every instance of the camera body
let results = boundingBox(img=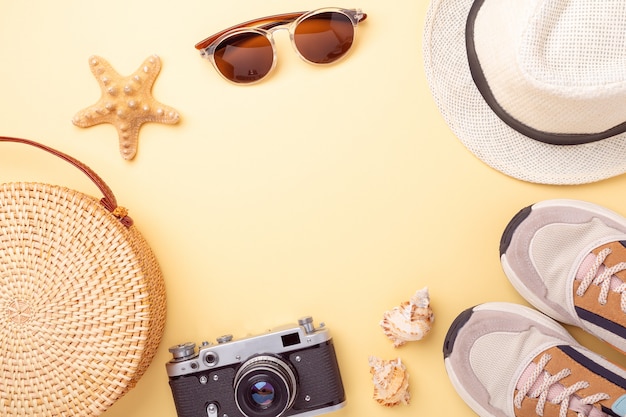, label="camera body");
[166,317,346,417]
